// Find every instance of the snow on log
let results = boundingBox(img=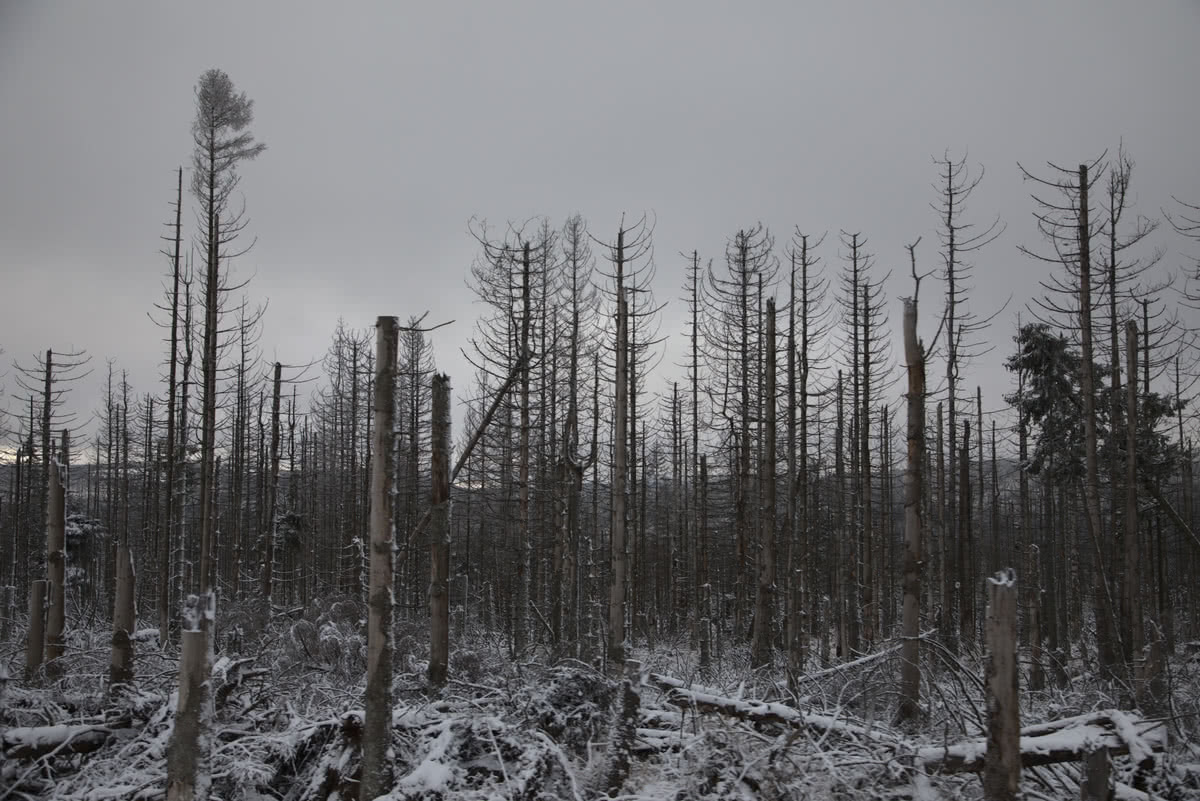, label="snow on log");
[650,674,898,746]
[917,713,1166,774]
[2,724,111,760]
